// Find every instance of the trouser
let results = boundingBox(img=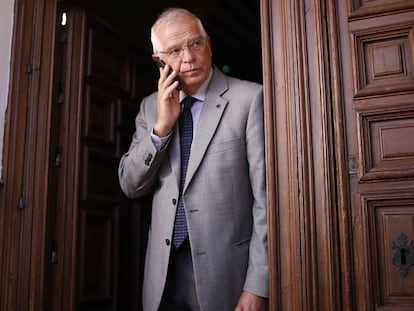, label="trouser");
[159,238,200,311]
